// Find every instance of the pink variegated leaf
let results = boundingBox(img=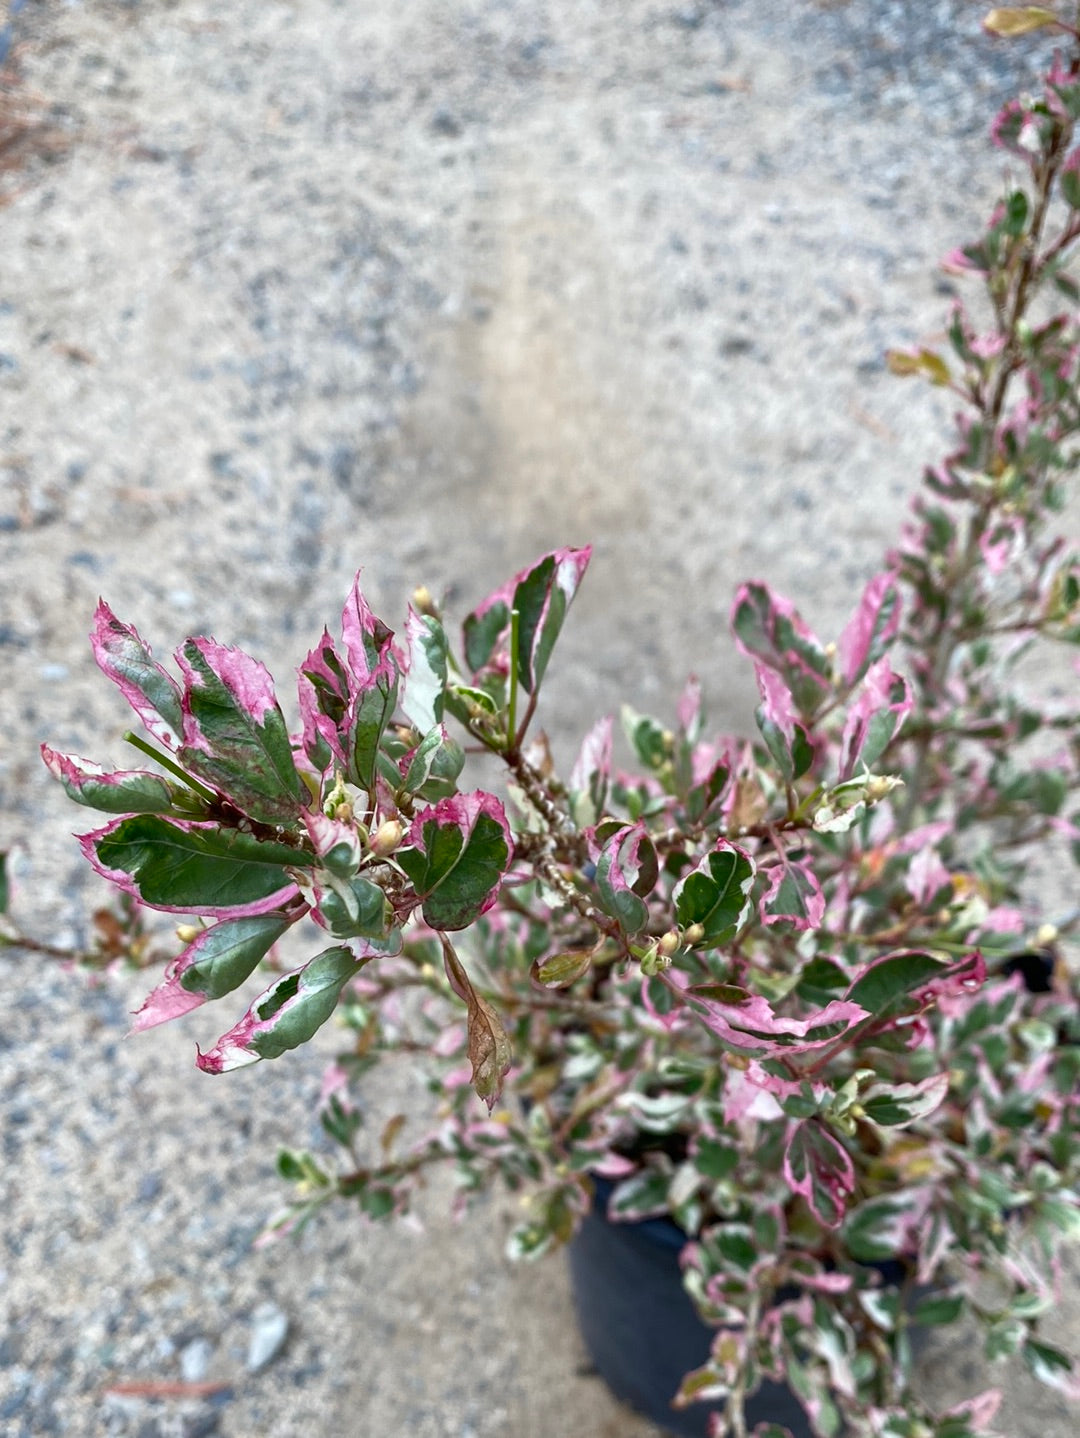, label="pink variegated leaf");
[783,1120,856,1228]
[339,575,401,790]
[297,628,350,773]
[397,791,512,931]
[175,638,308,825]
[837,572,901,688]
[838,657,912,780]
[759,851,825,932]
[588,821,659,935]
[731,581,831,717]
[843,949,984,1023]
[302,812,363,878]
[943,1390,1003,1434]
[462,546,591,694]
[569,714,614,823]
[41,744,176,815]
[81,815,308,916]
[668,971,867,1058]
[195,945,363,1072]
[131,911,295,1031]
[904,844,952,905]
[91,600,184,747]
[754,665,814,782]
